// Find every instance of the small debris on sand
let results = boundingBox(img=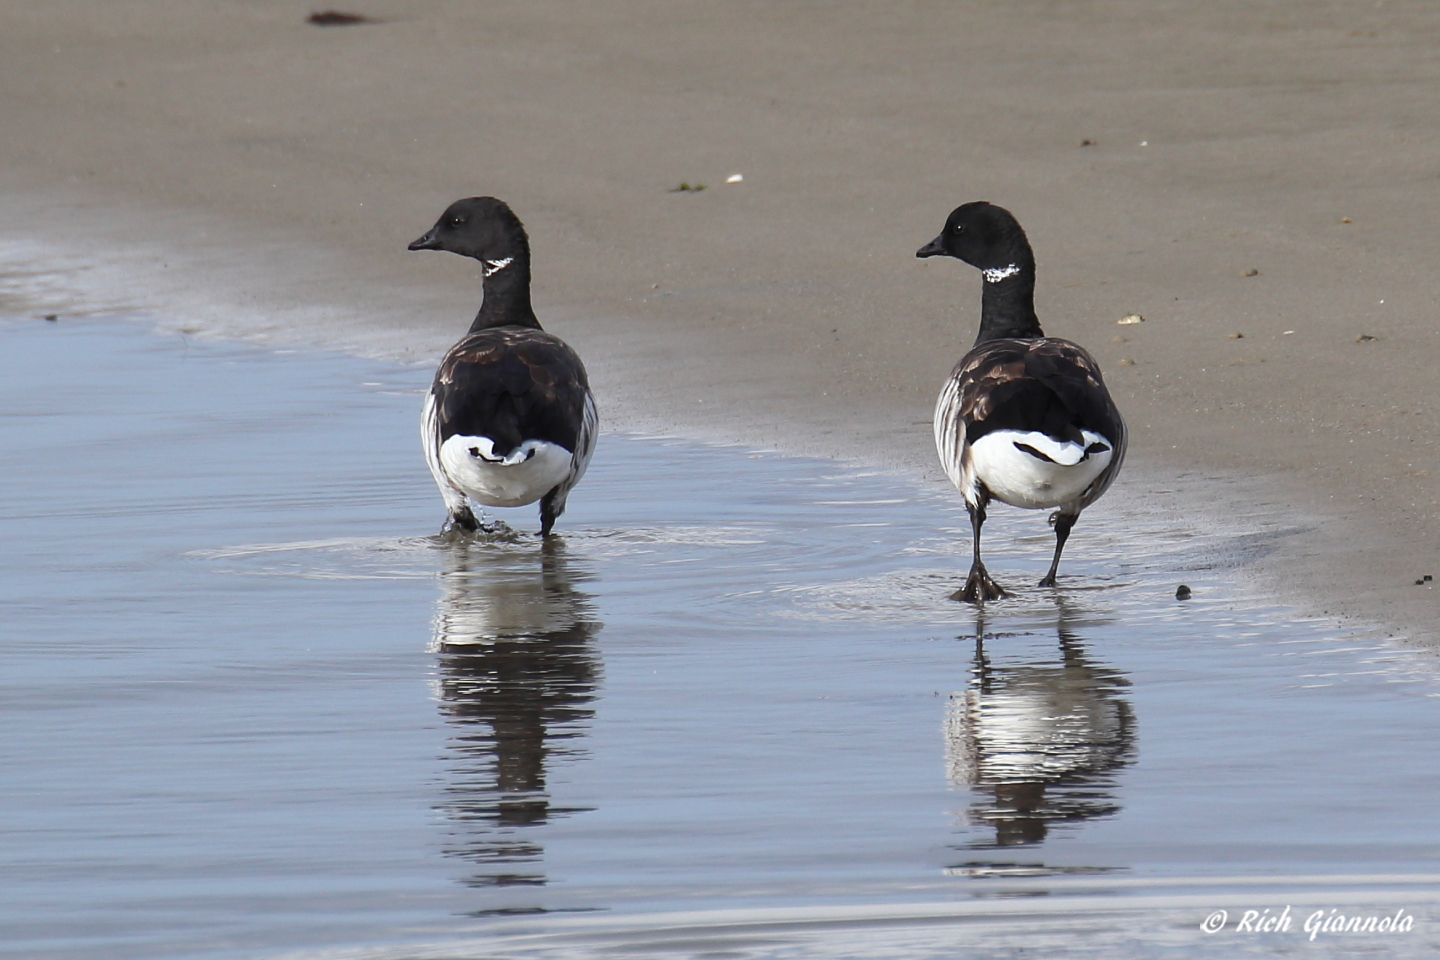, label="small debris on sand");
[726,173,743,183]
[307,11,373,27]
[1228,332,1244,339]
[1356,333,1378,343]
[1240,268,1259,277]
[669,182,706,192]
[1117,313,1144,325]
[1117,358,1136,367]
[1079,138,1096,147]
[43,314,58,322]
